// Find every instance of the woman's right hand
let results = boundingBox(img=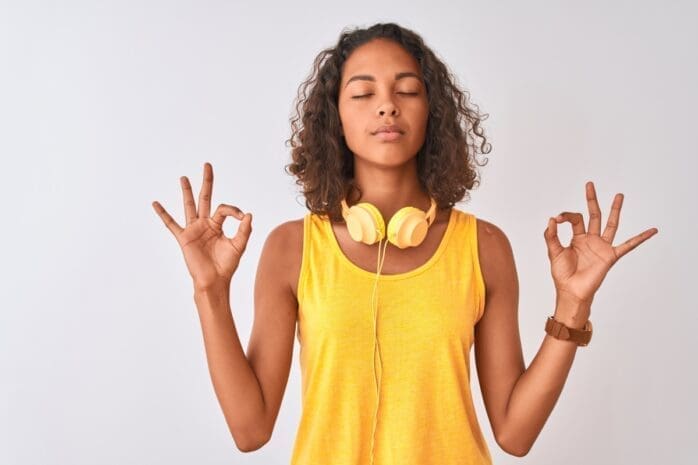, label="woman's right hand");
[152,162,253,292]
